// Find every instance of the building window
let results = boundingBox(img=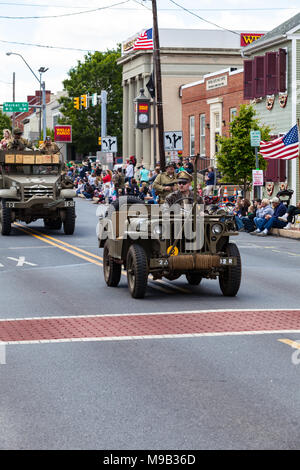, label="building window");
[230,108,237,122]
[214,112,220,130]
[189,115,195,156]
[52,113,62,128]
[199,114,205,156]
